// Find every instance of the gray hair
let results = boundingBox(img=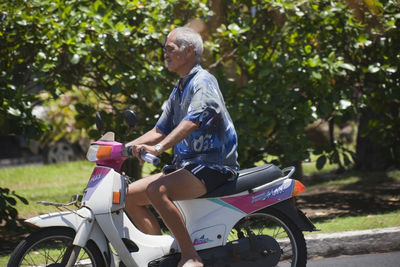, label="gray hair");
[168,27,203,63]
